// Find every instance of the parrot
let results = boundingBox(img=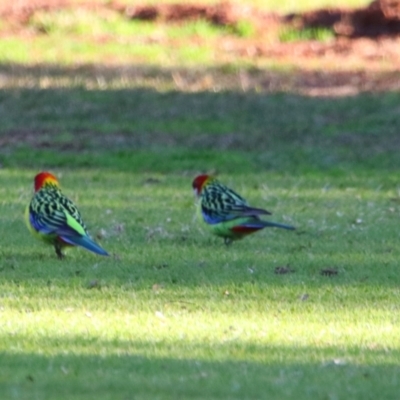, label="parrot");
[192,174,295,244]
[25,171,109,259]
